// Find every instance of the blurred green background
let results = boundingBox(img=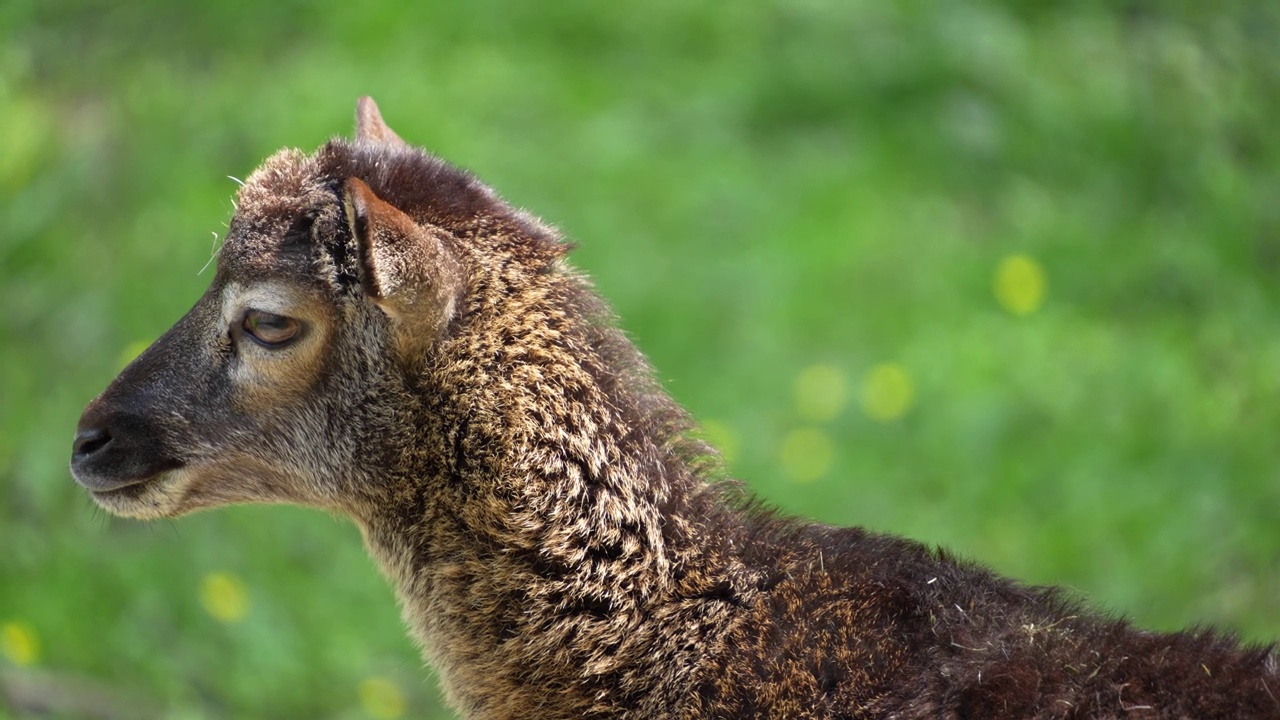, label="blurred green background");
[3,1,1279,718]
